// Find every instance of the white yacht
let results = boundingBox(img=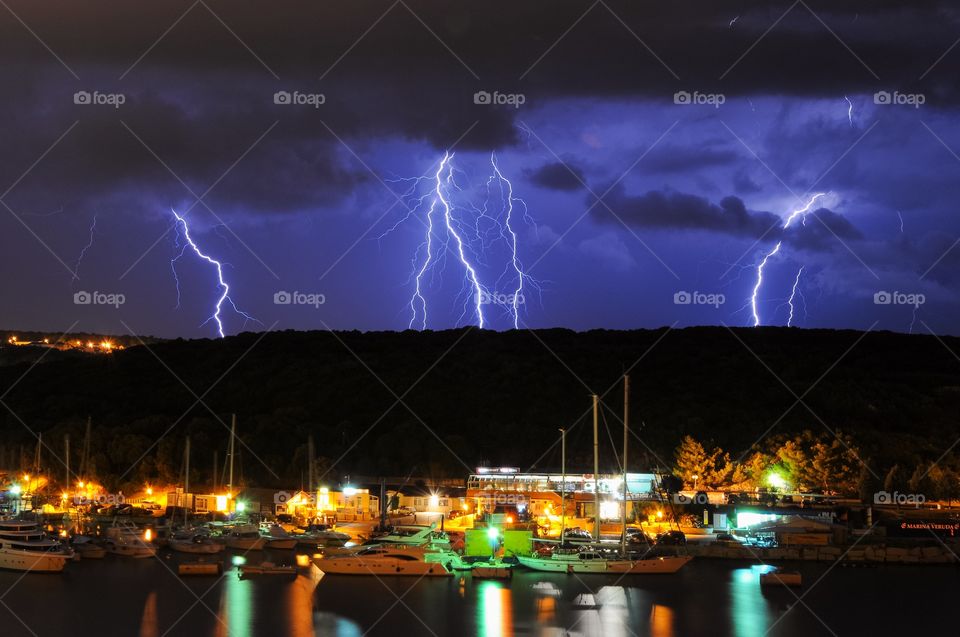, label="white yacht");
[314,545,453,576]
[0,520,72,573]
